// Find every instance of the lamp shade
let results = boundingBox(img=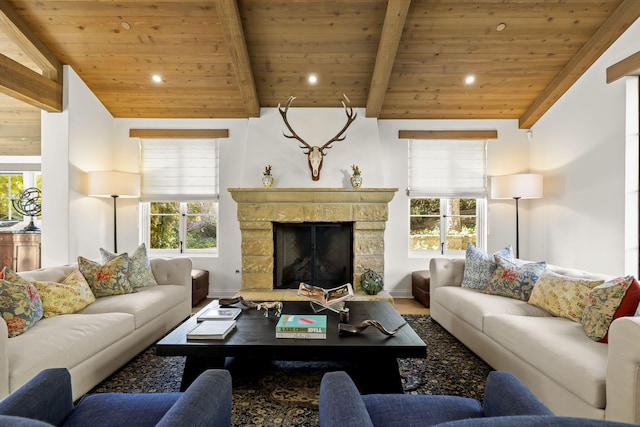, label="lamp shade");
[87,171,140,198]
[491,174,543,200]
